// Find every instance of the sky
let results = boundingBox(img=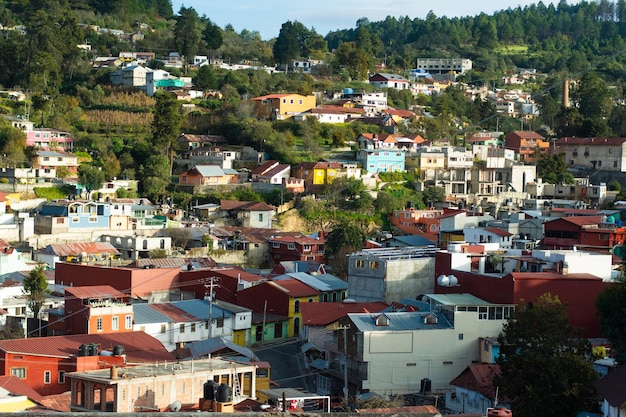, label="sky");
[171,0,575,40]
